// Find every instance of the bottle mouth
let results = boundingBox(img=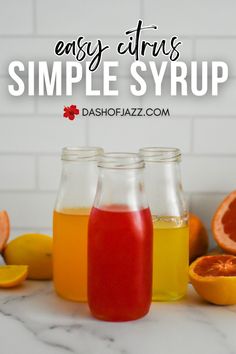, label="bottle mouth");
[61,147,104,161]
[98,152,144,169]
[139,147,181,162]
